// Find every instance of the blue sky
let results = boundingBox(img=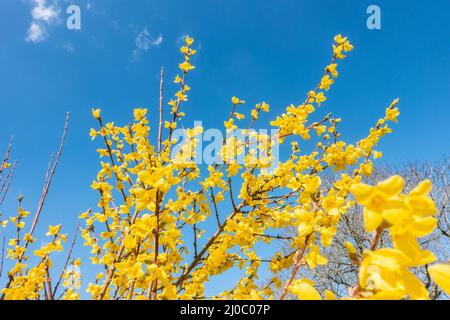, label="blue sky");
[0,0,449,296]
